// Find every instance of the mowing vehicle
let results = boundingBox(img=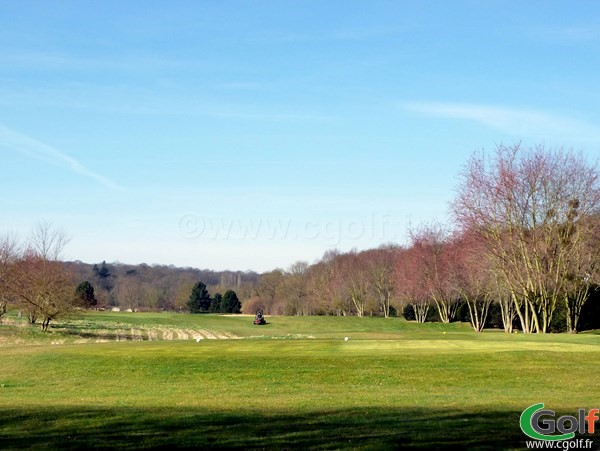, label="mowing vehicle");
[254,309,266,325]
